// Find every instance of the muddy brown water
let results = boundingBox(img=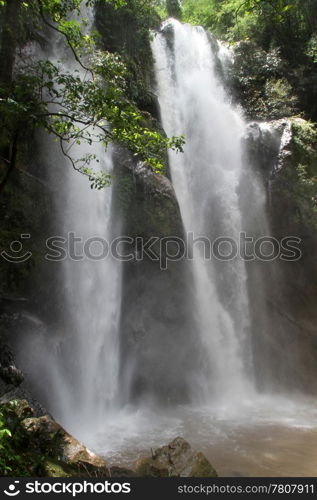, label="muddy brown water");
[91,399,317,477]
[203,425,317,477]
